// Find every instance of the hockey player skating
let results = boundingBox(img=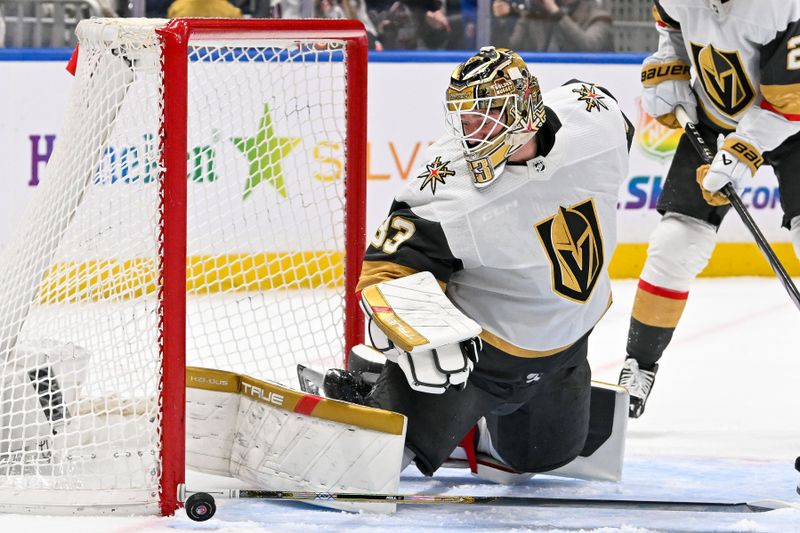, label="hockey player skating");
[349,46,633,481]
[619,0,800,418]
